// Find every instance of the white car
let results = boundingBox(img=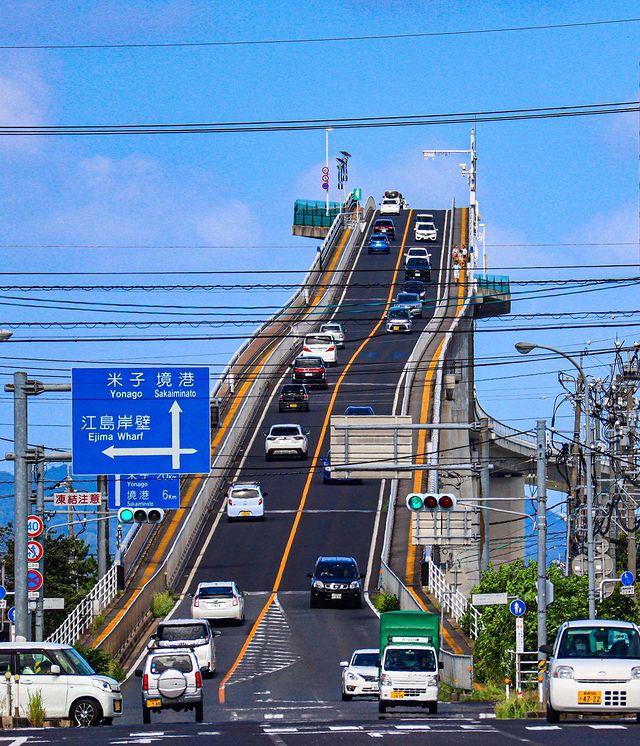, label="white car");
[265,423,309,460]
[302,333,337,365]
[404,246,430,263]
[226,482,266,521]
[0,642,123,726]
[414,215,438,241]
[319,322,345,348]
[543,618,640,723]
[386,307,412,333]
[380,197,401,215]
[137,647,203,724]
[340,648,380,700]
[190,581,245,624]
[152,618,221,678]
